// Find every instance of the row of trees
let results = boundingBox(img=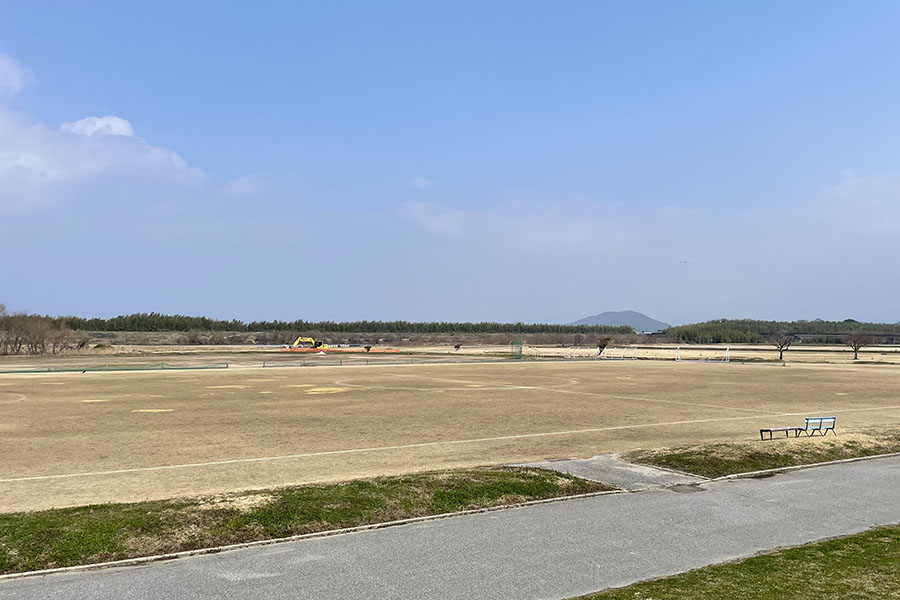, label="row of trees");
[0,305,85,355]
[669,319,900,344]
[57,313,634,335]
[772,332,878,361]
[4,306,894,358]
